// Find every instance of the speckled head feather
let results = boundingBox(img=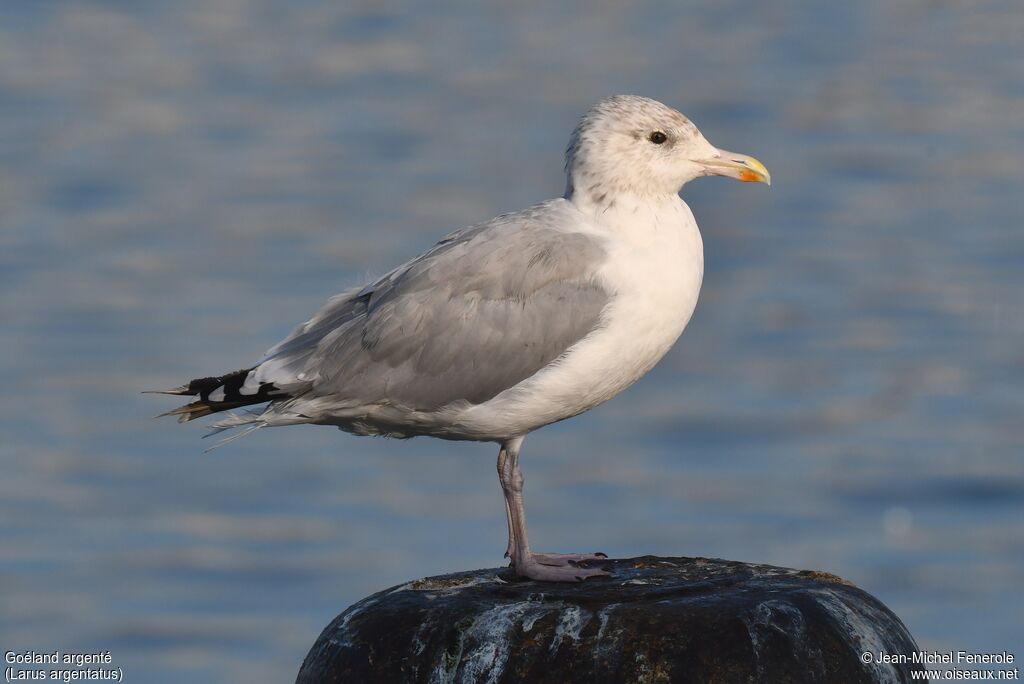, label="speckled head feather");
[564,95,719,204]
